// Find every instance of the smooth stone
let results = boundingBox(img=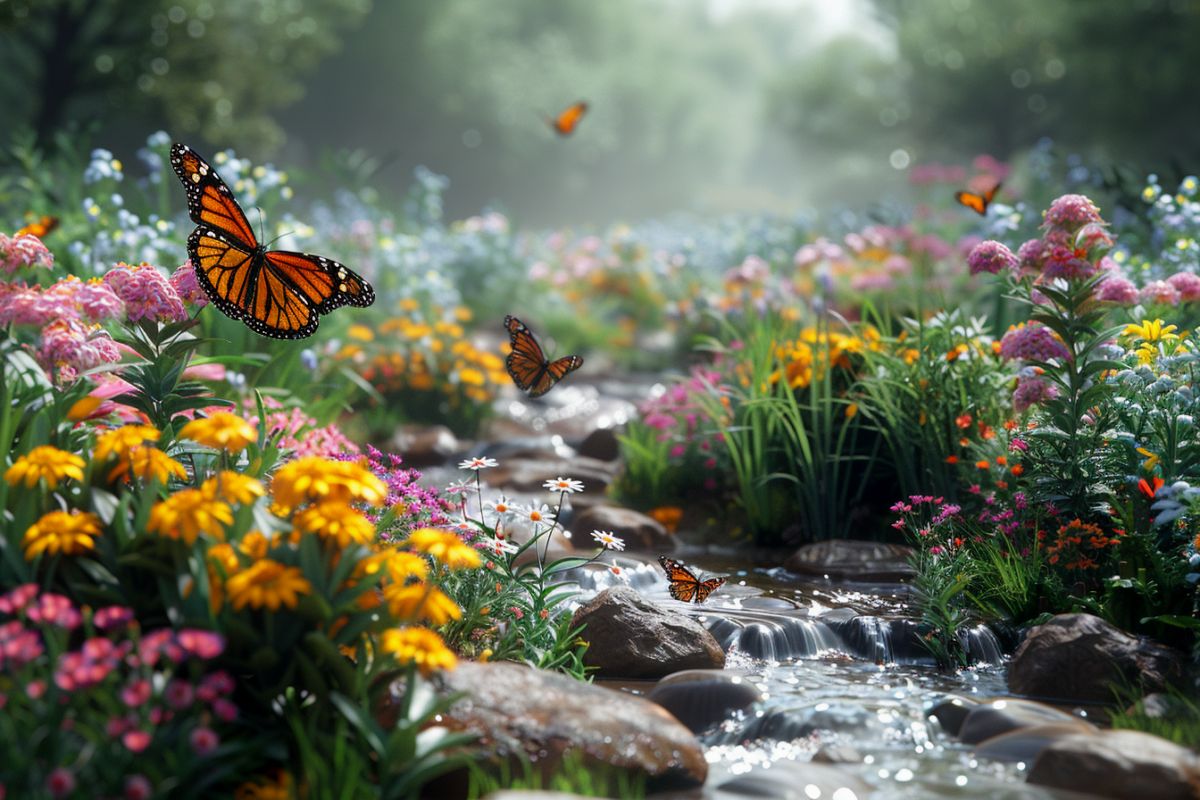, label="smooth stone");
[387,423,460,466]
[379,662,707,795]
[973,722,1098,764]
[1027,729,1200,799]
[576,426,621,461]
[712,760,872,799]
[928,696,980,737]
[570,505,674,552]
[958,699,1084,745]
[811,743,864,764]
[571,586,725,679]
[1007,613,1184,704]
[783,539,916,581]
[648,669,763,734]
